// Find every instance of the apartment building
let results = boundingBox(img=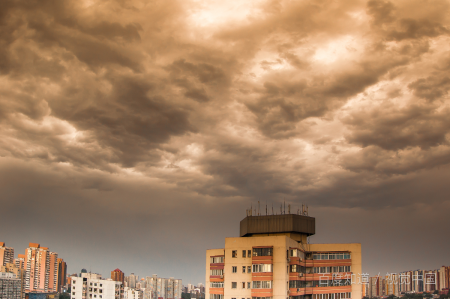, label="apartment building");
[71,273,124,299]
[57,258,67,293]
[144,275,182,299]
[206,213,362,299]
[24,243,58,293]
[1,262,25,299]
[112,269,125,284]
[0,272,22,299]
[0,242,14,267]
